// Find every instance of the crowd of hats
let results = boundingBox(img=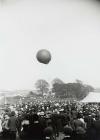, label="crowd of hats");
[0,97,100,140]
